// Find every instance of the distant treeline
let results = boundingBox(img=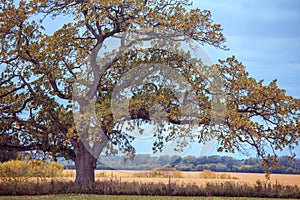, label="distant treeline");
[64,154,300,174]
